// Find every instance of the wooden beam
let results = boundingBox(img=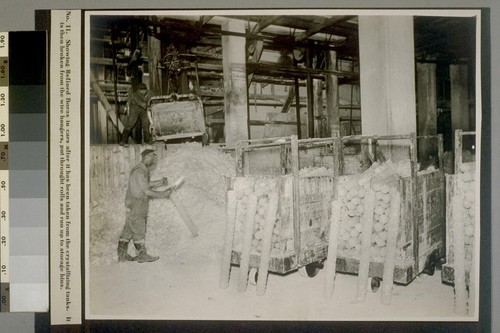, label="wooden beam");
[190,50,223,60]
[89,71,124,133]
[204,98,307,108]
[247,61,358,79]
[281,86,295,113]
[248,40,264,87]
[206,119,307,126]
[199,16,214,26]
[296,16,355,42]
[251,16,282,35]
